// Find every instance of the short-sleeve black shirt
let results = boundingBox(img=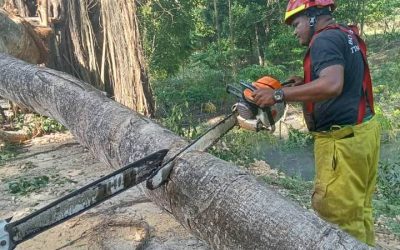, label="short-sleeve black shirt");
[310,28,369,131]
